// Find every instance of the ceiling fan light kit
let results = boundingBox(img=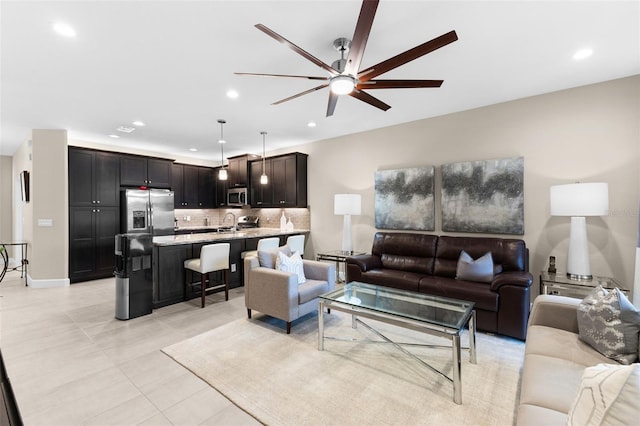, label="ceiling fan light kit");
[235,0,457,117]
